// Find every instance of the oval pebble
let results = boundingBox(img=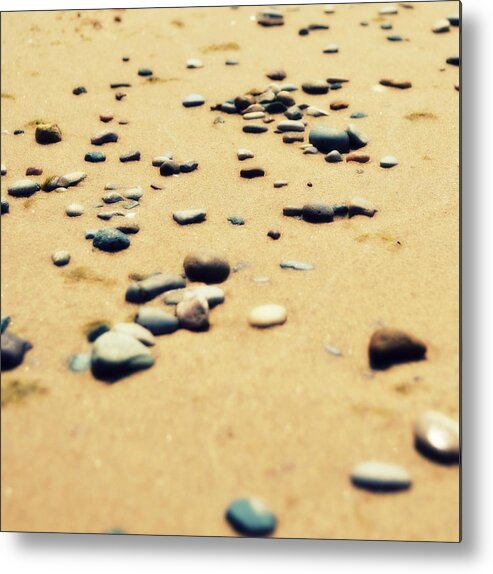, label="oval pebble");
[65,203,84,217]
[186,58,203,69]
[92,228,130,252]
[309,125,350,153]
[135,307,179,335]
[380,155,398,168]
[280,260,314,271]
[52,250,71,266]
[126,273,185,304]
[85,151,106,163]
[68,352,91,372]
[111,322,155,346]
[7,180,40,198]
[182,94,205,108]
[414,411,459,464]
[91,332,154,380]
[226,498,277,537]
[248,304,287,328]
[351,461,411,492]
[173,209,207,225]
[1,331,33,370]
[184,250,230,284]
